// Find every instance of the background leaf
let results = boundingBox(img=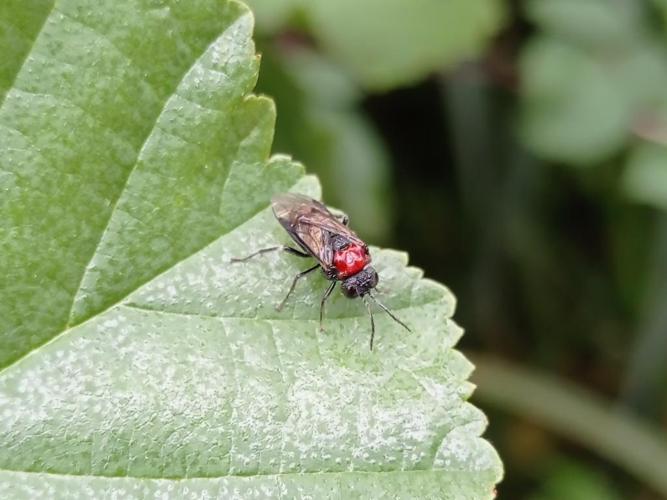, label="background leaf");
[0,0,501,497]
[623,143,667,210]
[247,0,506,90]
[519,0,667,165]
